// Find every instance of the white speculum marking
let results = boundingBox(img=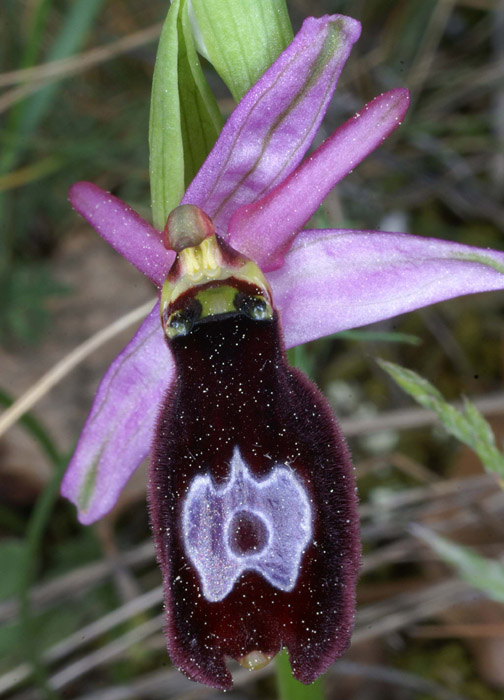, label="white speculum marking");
[182,446,312,602]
